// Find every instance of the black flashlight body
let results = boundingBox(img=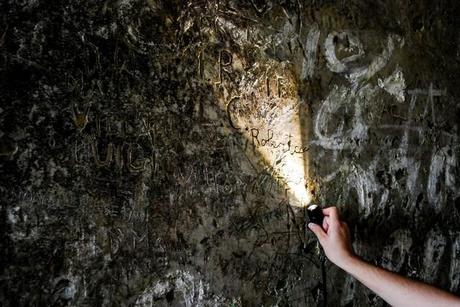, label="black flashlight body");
[307,204,324,226]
